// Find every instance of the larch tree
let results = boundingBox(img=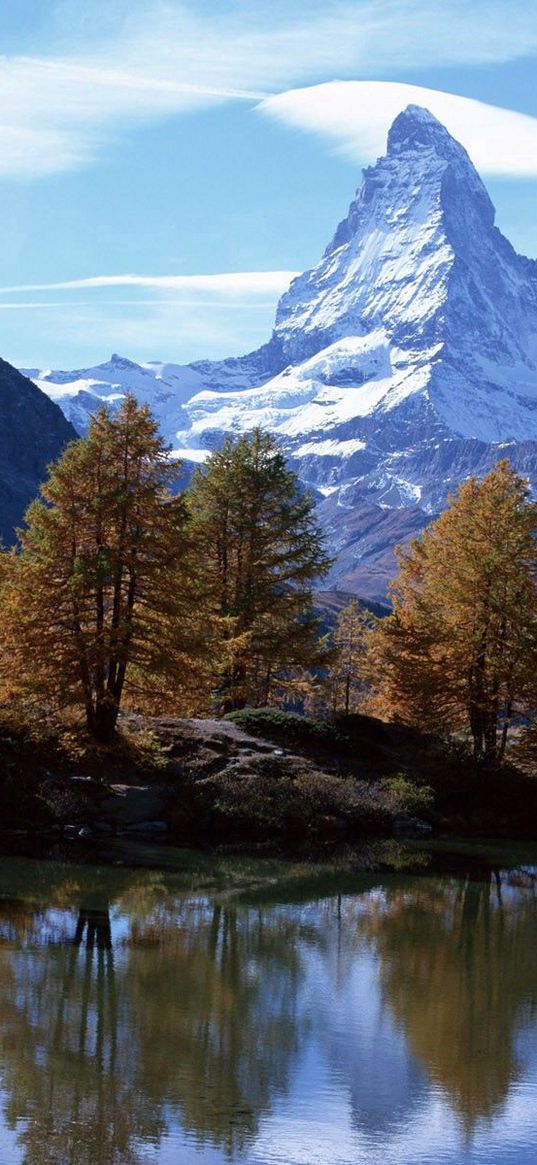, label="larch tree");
[0,395,211,740]
[369,461,537,761]
[324,598,373,717]
[187,428,331,710]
